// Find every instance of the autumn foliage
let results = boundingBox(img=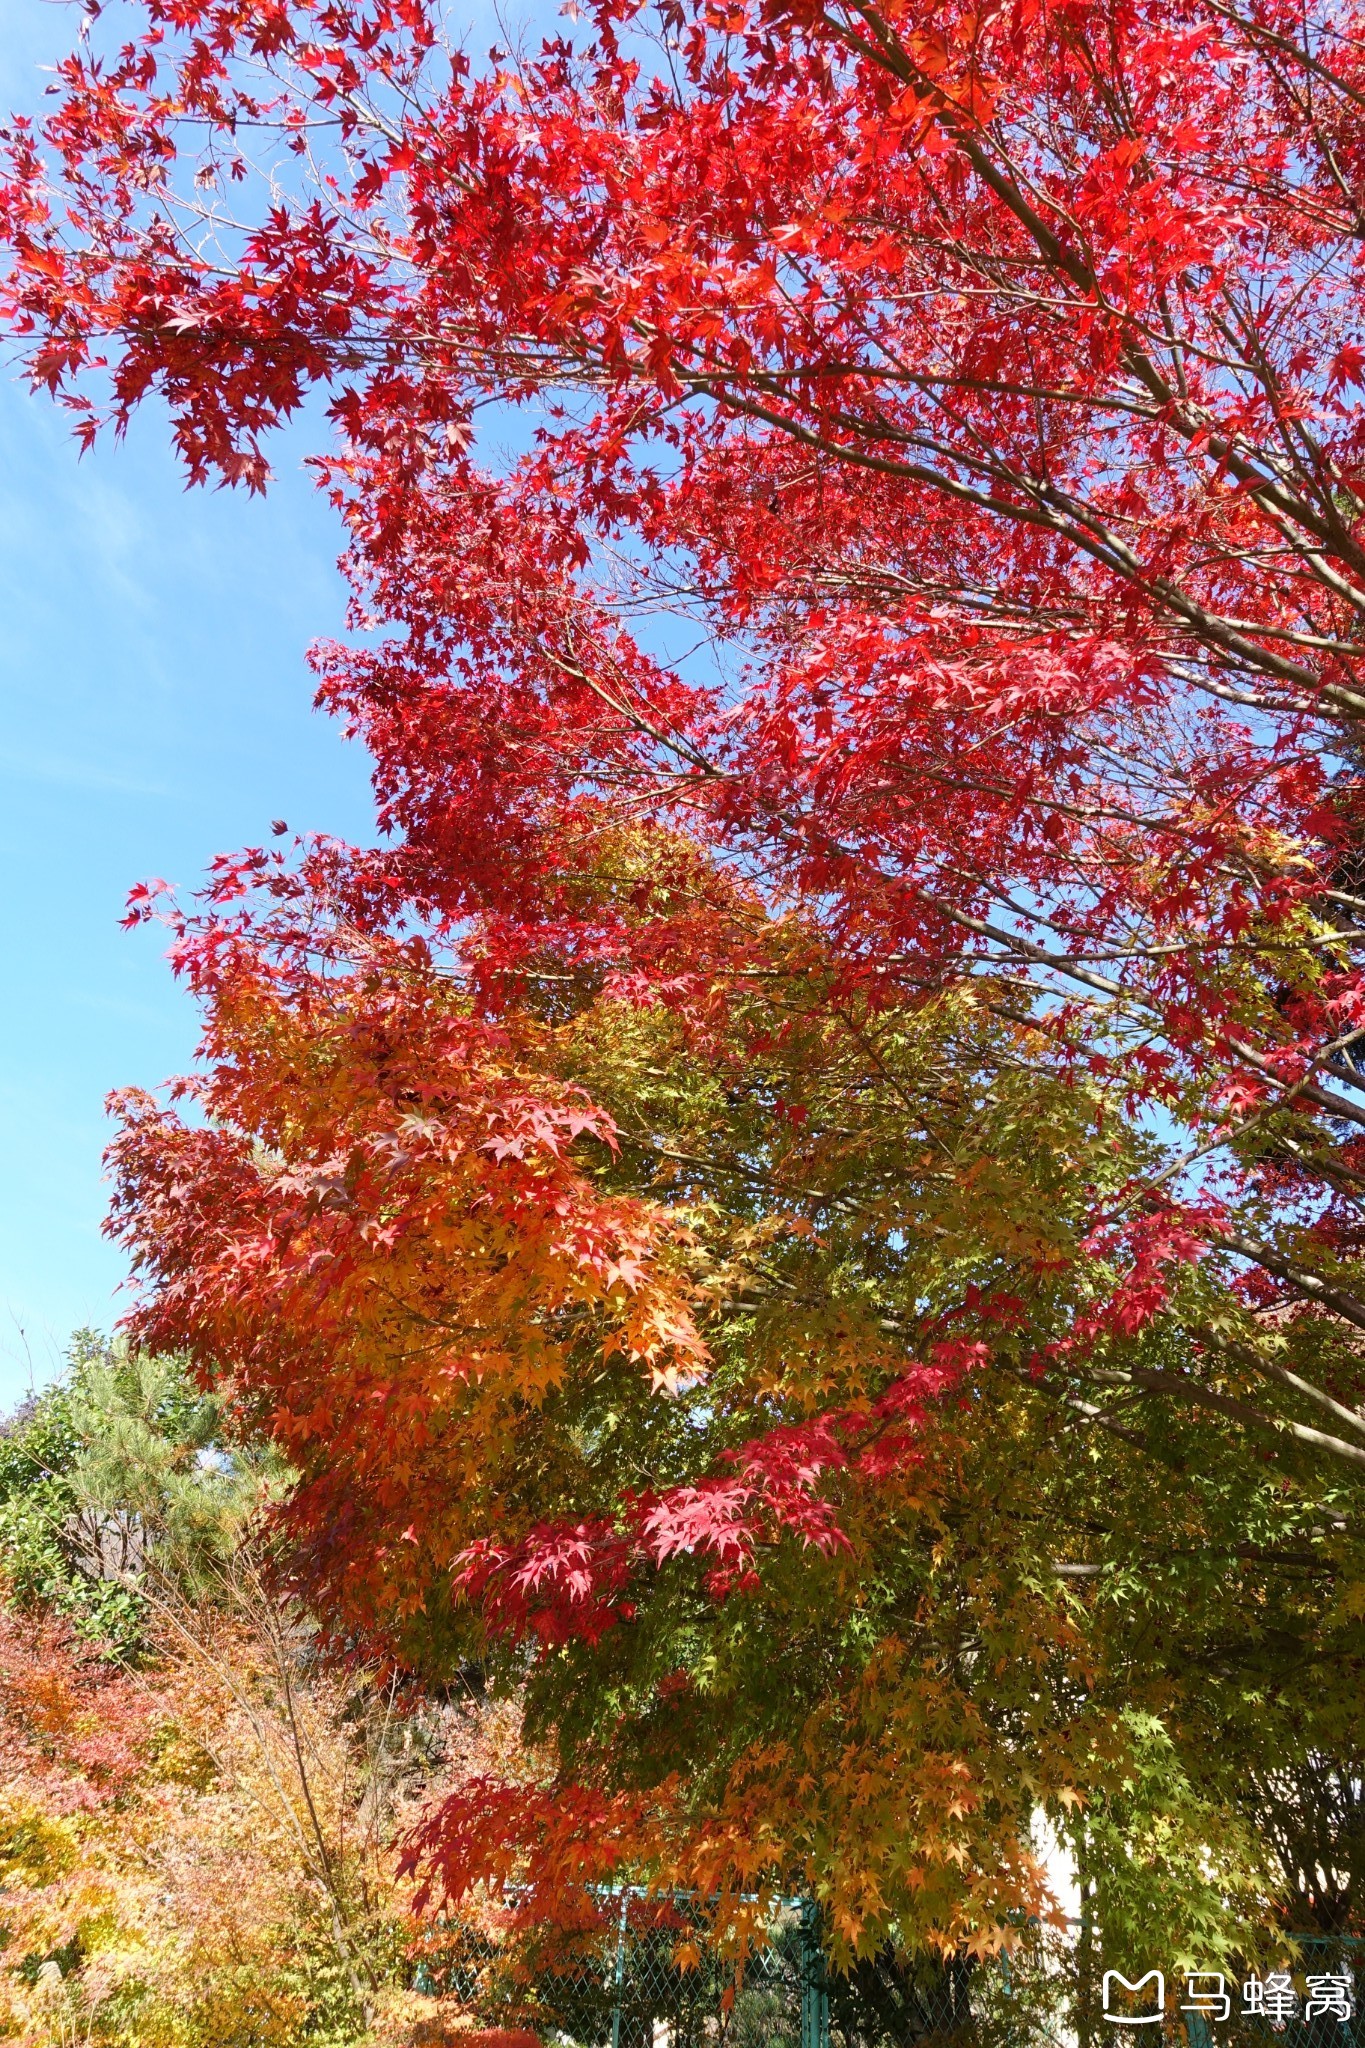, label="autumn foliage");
[7,0,1365,1963]
[0,1350,544,2048]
